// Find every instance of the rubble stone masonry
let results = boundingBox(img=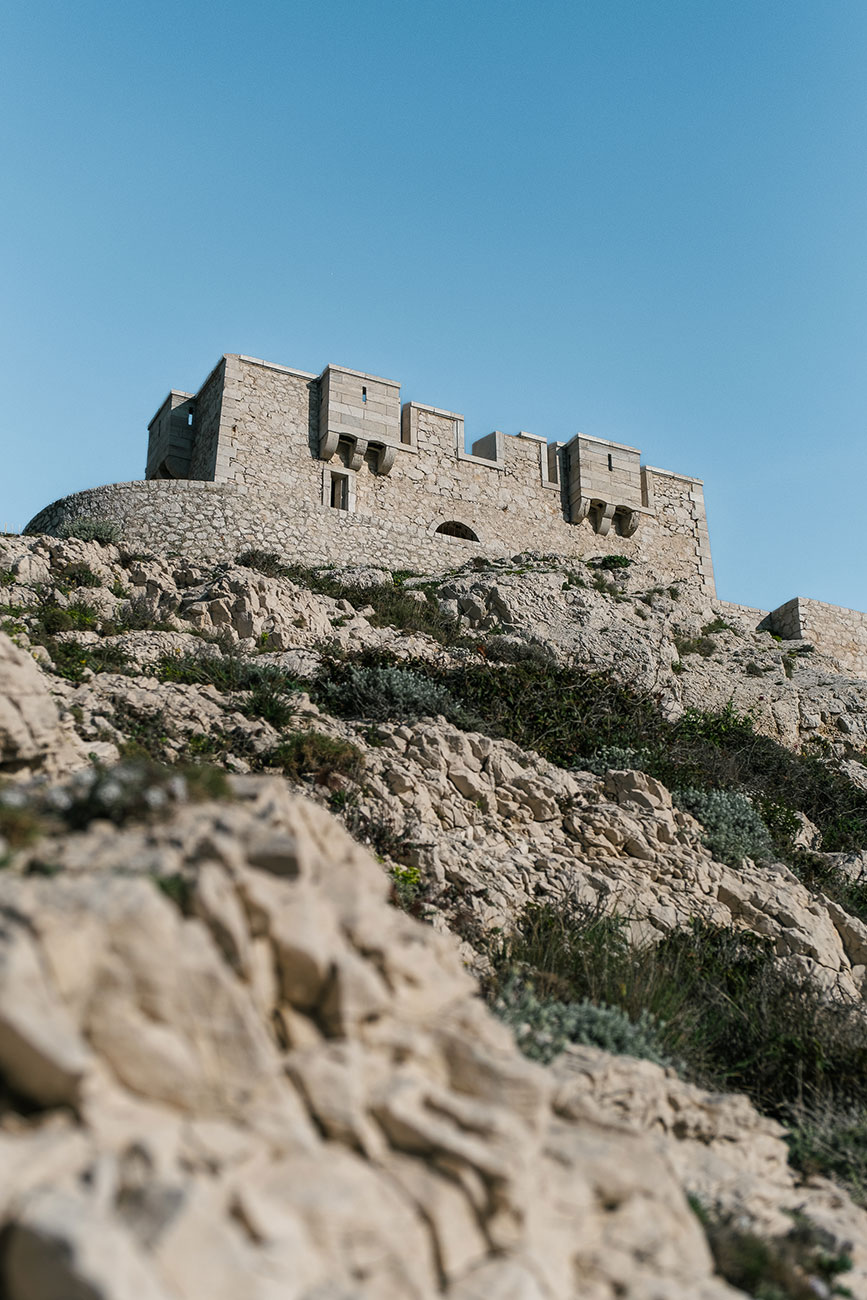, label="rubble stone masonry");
[26,353,716,592]
[27,350,867,676]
